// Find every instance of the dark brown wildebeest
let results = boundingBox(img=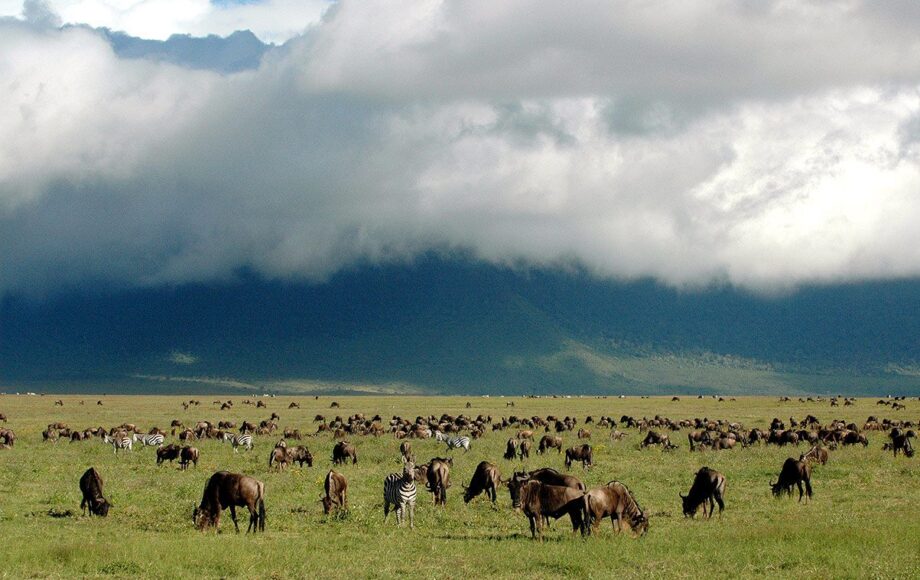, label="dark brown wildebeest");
[256,401,267,409]
[680,467,726,518]
[584,481,648,536]
[288,446,313,467]
[577,428,591,439]
[800,445,829,465]
[157,443,182,465]
[565,444,593,469]
[771,458,812,502]
[463,461,503,504]
[508,468,585,509]
[518,480,587,540]
[427,457,452,506]
[288,402,300,409]
[399,441,413,462]
[889,429,915,457]
[610,429,626,442]
[54,400,64,406]
[841,431,869,447]
[180,446,200,470]
[504,438,519,460]
[538,435,563,454]
[519,439,532,459]
[0,413,6,422]
[641,431,675,449]
[282,428,302,440]
[193,471,266,533]
[79,467,111,517]
[332,441,357,465]
[322,470,348,515]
